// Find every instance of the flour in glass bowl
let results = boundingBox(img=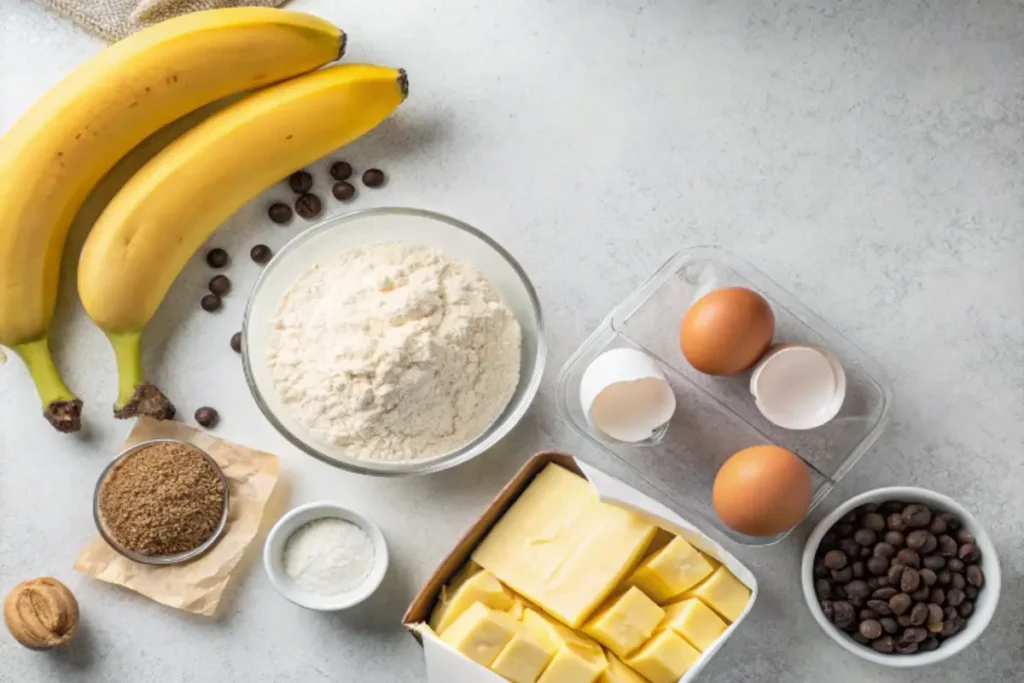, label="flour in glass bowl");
[266,242,522,462]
